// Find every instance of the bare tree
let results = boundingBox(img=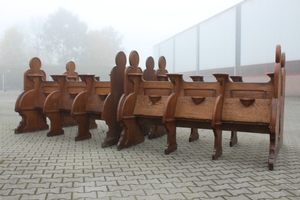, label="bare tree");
[0,26,26,65]
[20,16,47,60]
[42,7,88,64]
